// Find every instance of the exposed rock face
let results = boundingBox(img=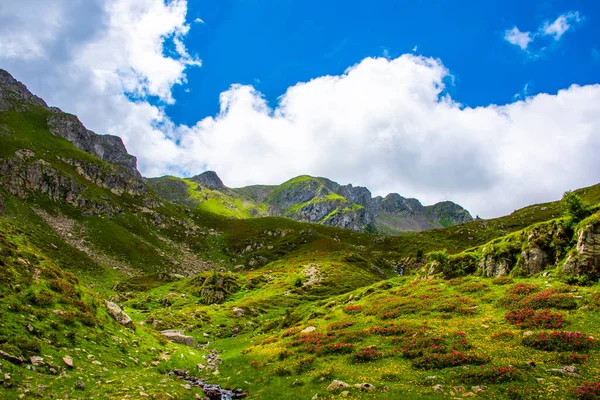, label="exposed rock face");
[564,221,600,278]
[104,300,133,329]
[47,113,140,177]
[160,330,196,347]
[480,255,511,277]
[0,192,5,215]
[0,150,123,215]
[0,69,48,112]
[190,171,225,191]
[477,219,570,277]
[60,157,146,196]
[521,246,547,275]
